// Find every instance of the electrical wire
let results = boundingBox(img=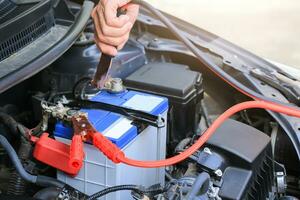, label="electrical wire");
[116,101,300,168]
[87,185,140,200]
[87,184,163,200]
